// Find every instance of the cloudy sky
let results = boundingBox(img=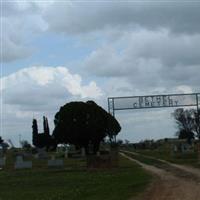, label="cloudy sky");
[1,1,200,146]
